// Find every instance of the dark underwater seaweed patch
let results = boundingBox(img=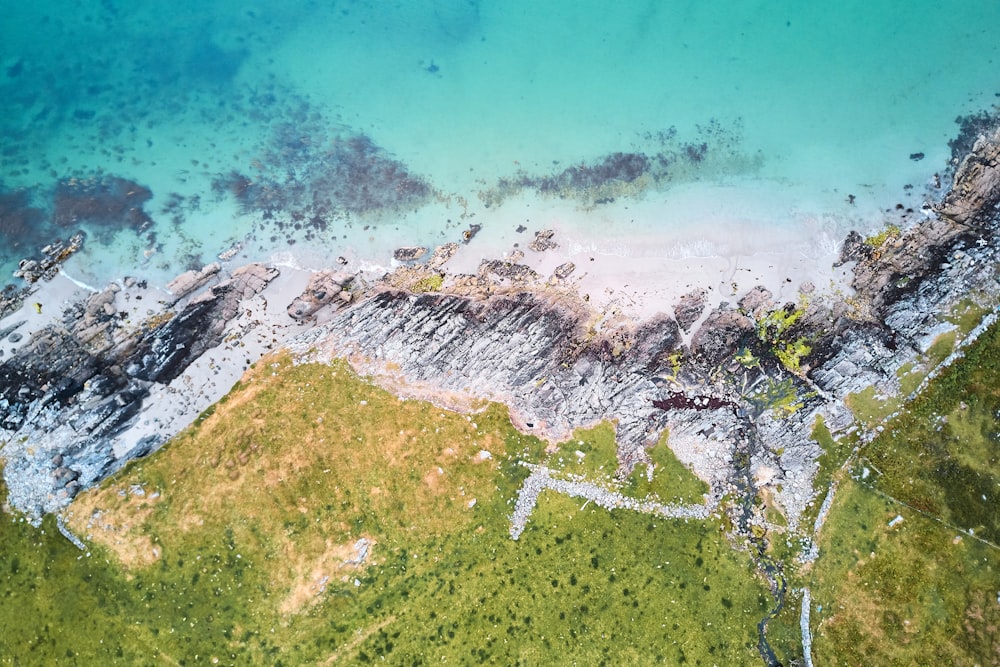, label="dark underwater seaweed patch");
[315,134,432,214]
[0,188,46,253]
[213,128,434,227]
[52,175,153,232]
[534,152,651,194]
[481,118,760,207]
